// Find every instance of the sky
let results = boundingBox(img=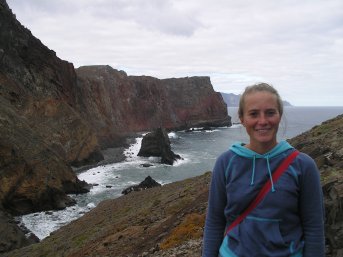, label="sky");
[7,0,343,106]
